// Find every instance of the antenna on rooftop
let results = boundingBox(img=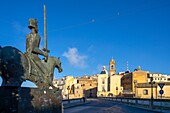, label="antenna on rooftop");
[126,61,129,71]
